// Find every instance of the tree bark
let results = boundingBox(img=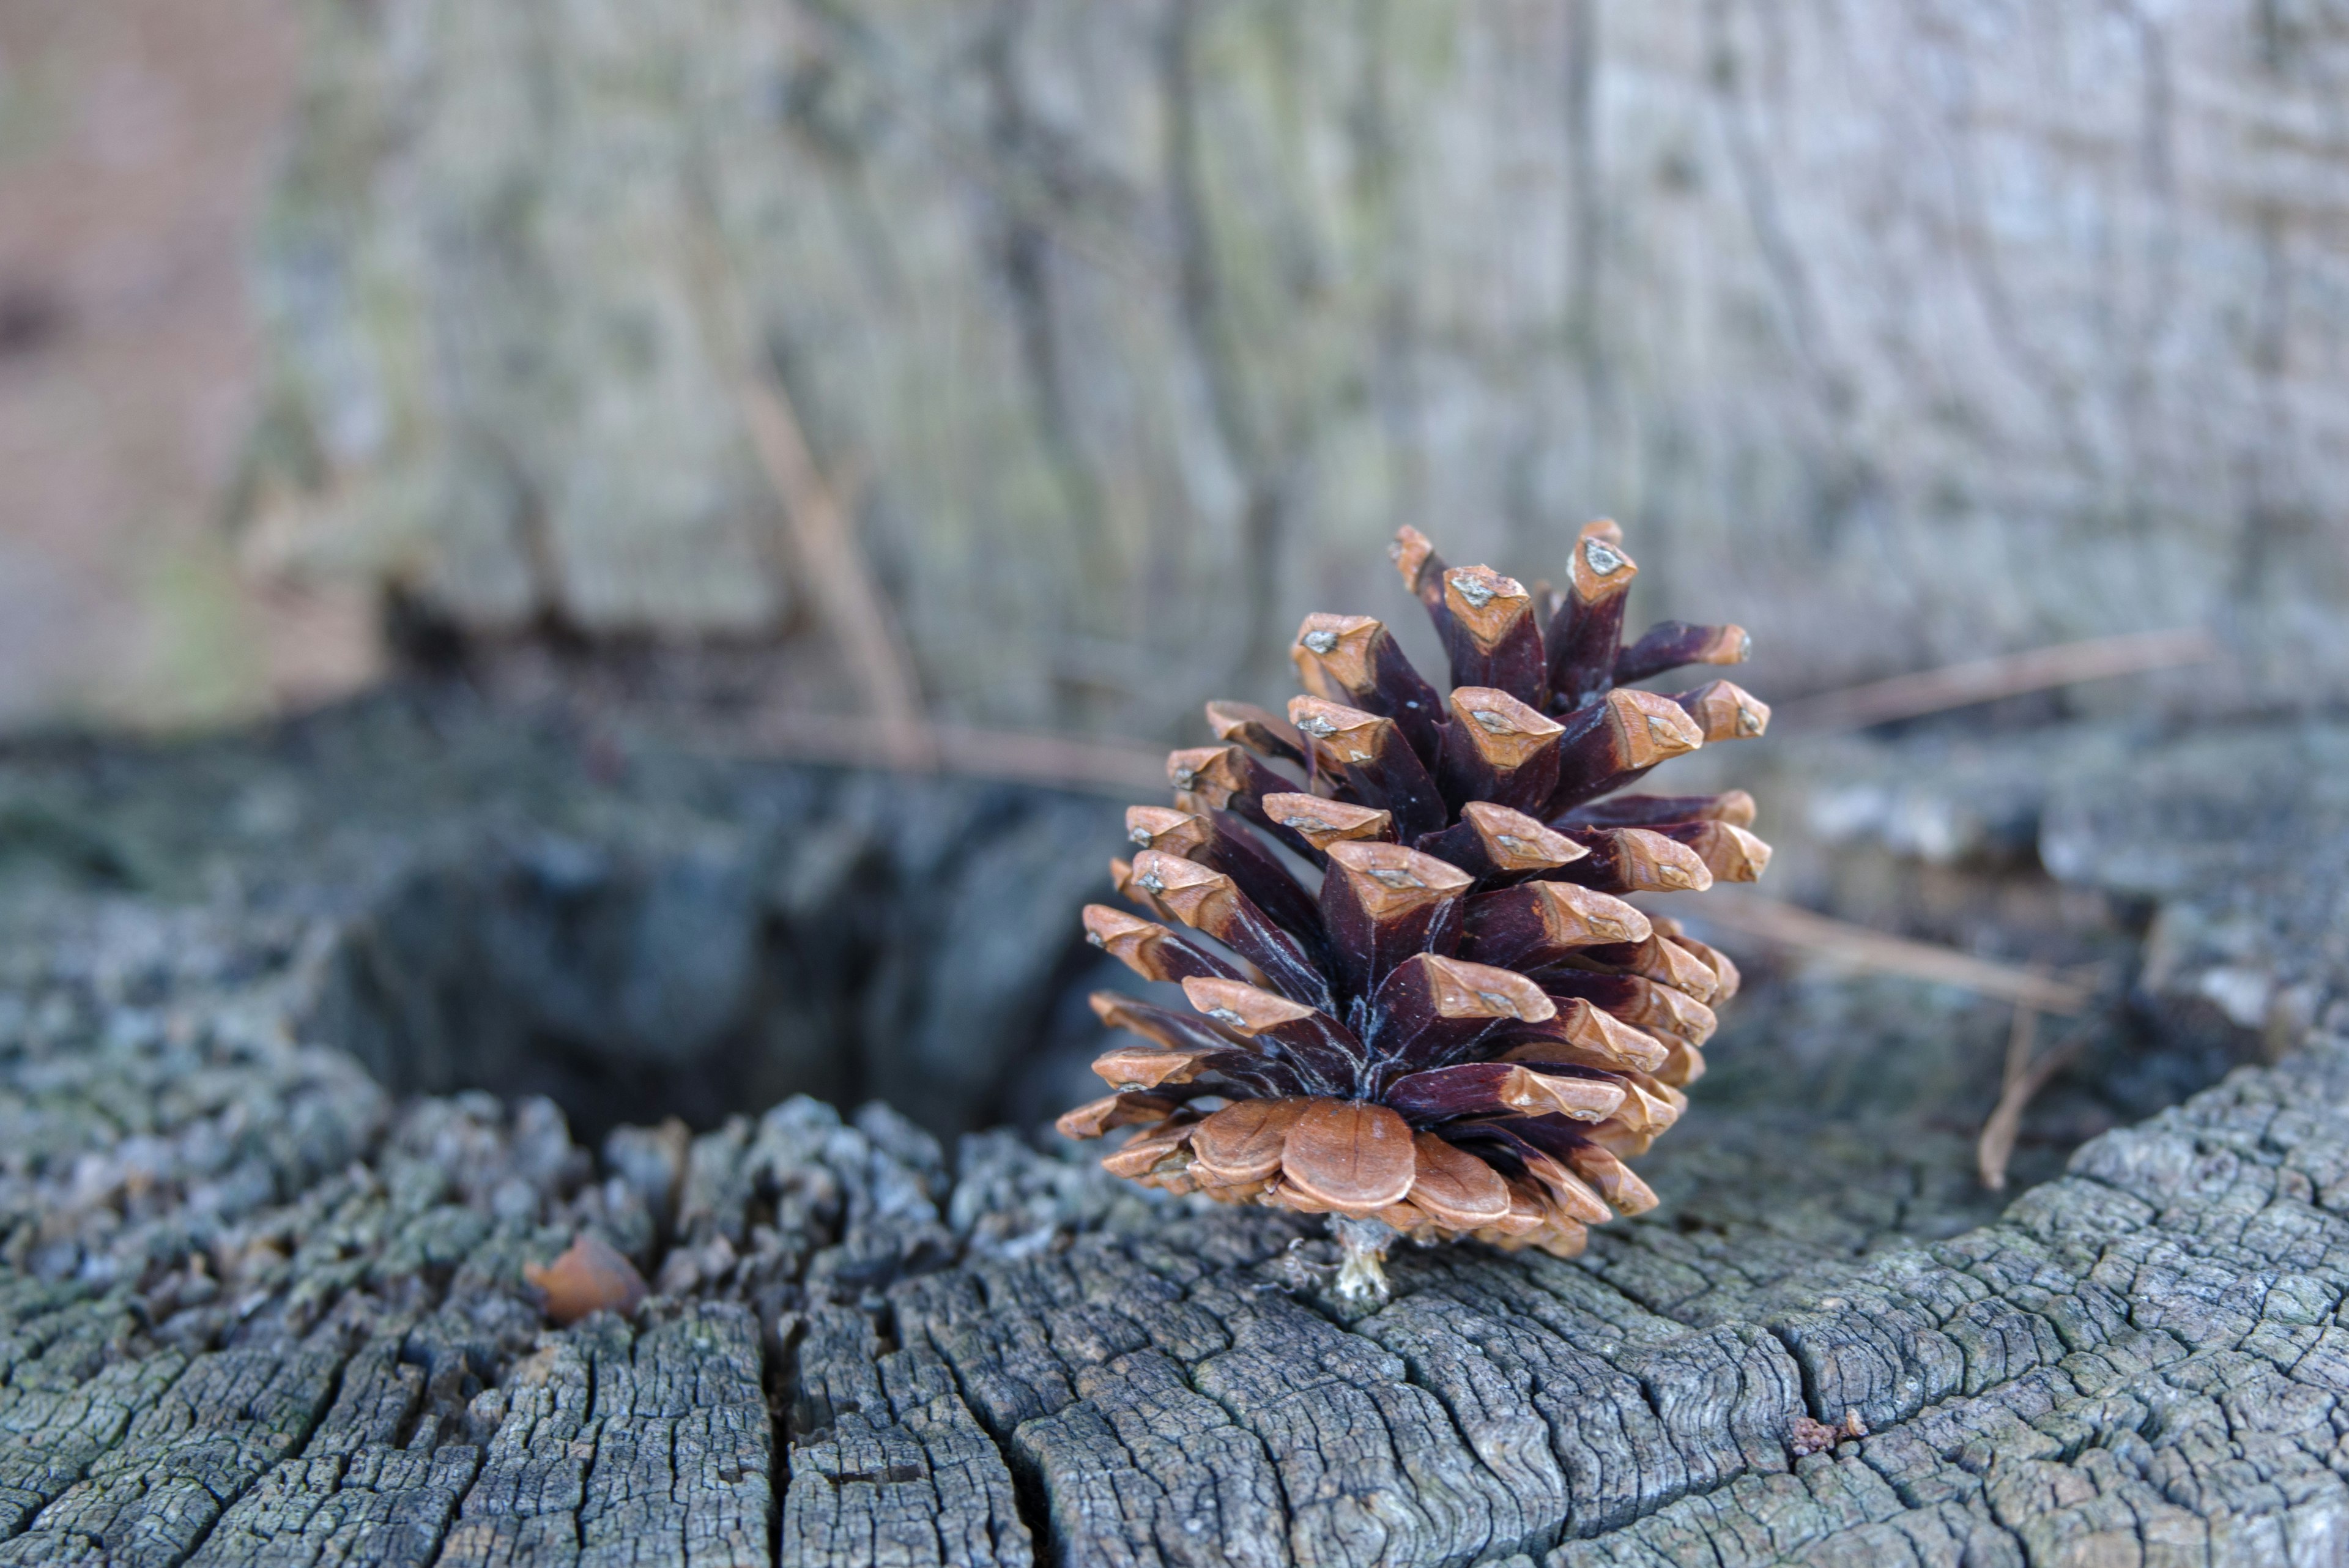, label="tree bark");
[251,0,2349,729]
